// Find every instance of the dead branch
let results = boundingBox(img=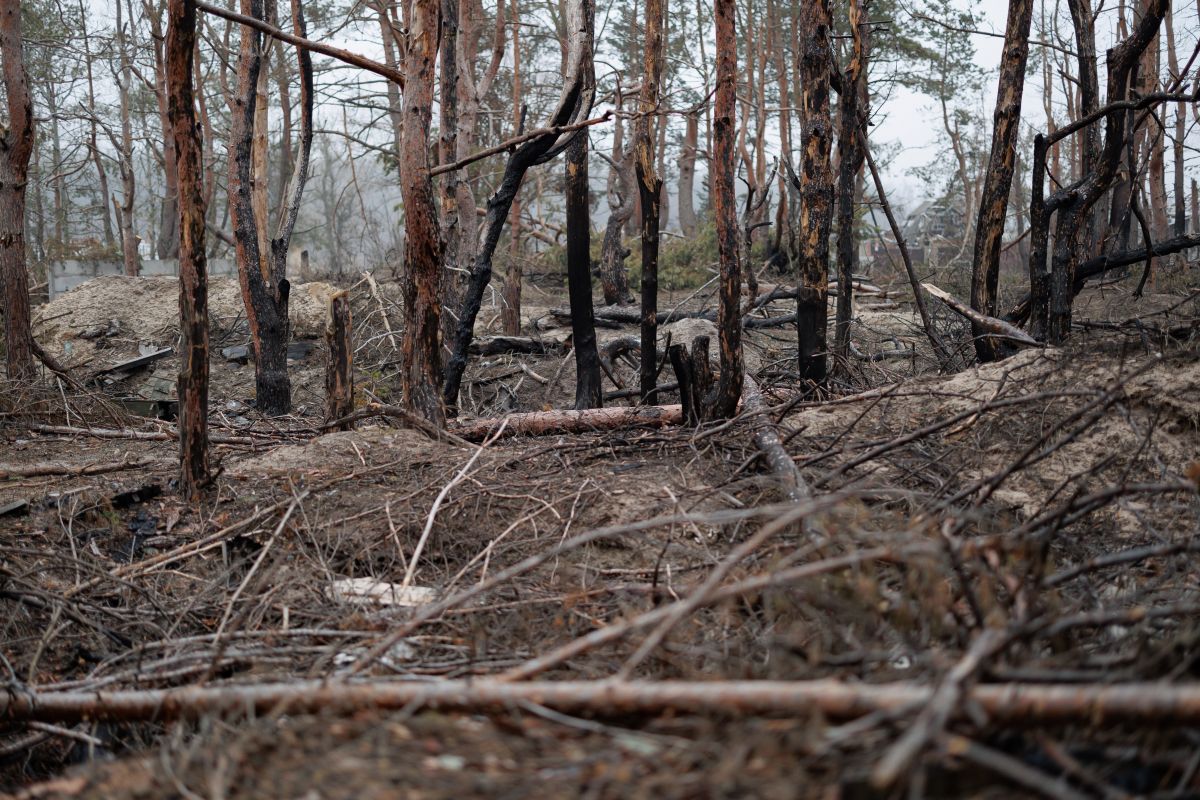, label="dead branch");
[431,112,612,176]
[5,678,1200,725]
[921,283,1041,347]
[0,458,163,479]
[741,375,811,506]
